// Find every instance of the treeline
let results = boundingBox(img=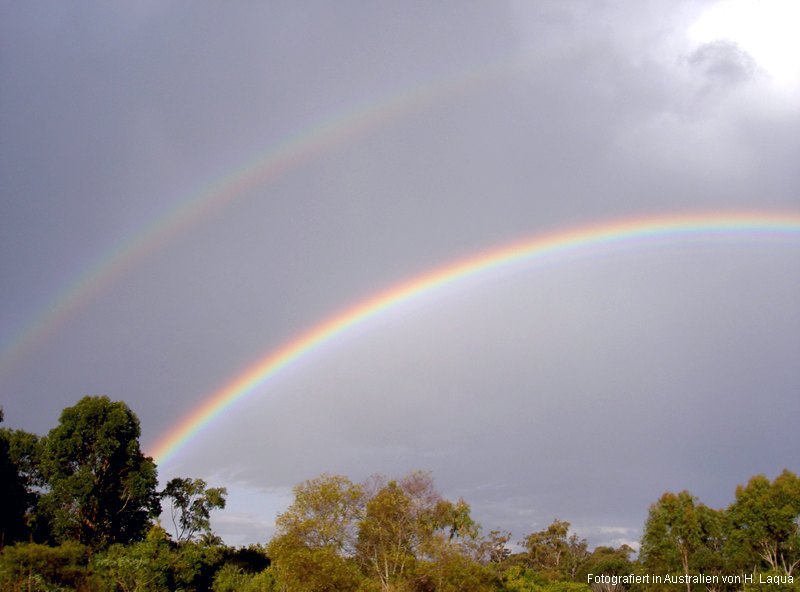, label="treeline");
[1,397,799,591]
